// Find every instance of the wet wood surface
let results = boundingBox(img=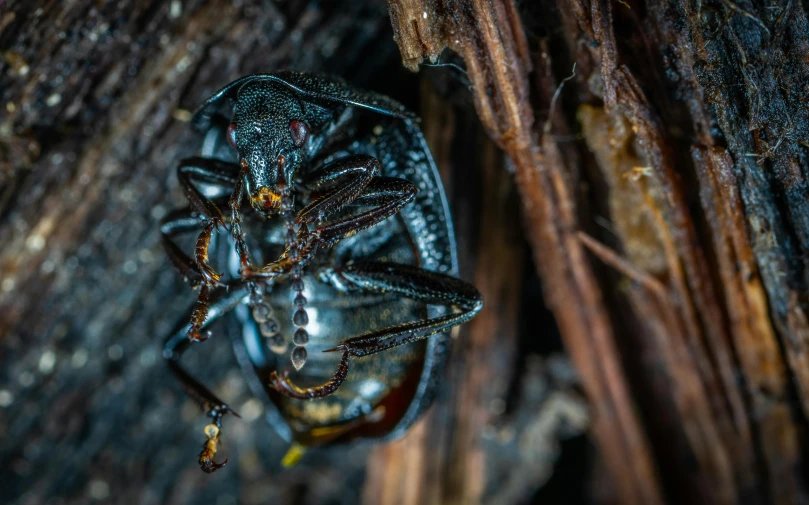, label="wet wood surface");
[5,0,809,504]
[0,2,585,505]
